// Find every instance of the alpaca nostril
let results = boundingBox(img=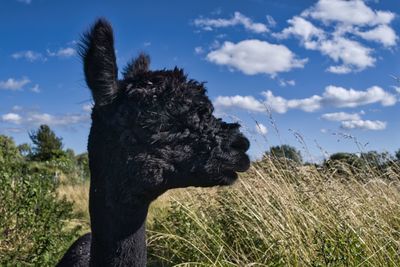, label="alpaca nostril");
[230,135,250,152]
